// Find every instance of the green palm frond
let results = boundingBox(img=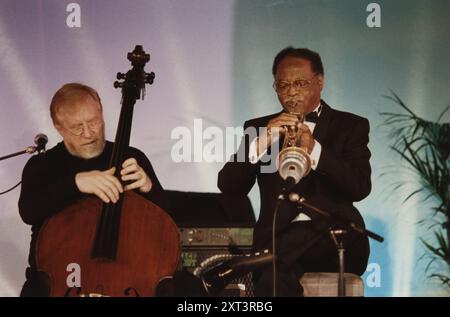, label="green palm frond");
[421,235,445,259]
[382,92,450,289]
[417,218,443,231]
[429,274,450,287]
